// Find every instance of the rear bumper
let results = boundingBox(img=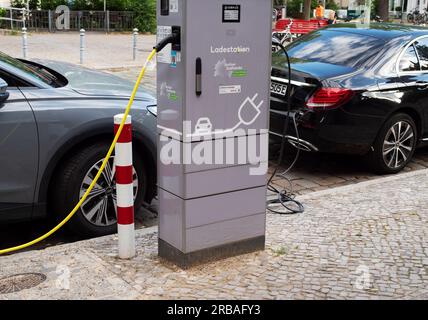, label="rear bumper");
[269,107,383,155]
[269,131,319,152]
